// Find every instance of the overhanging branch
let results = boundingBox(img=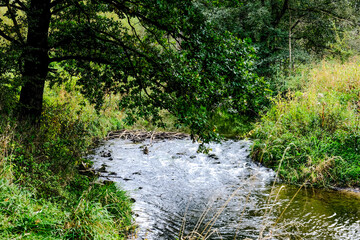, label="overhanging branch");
[4,0,25,44]
[49,55,112,64]
[0,28,21,44]
[101,0,188,41]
